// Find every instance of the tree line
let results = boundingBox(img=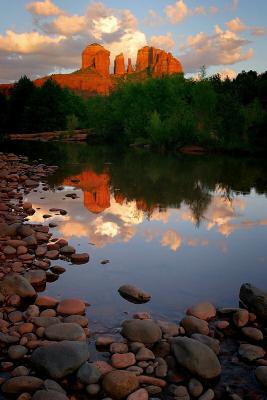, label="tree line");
[0,70,266,152]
